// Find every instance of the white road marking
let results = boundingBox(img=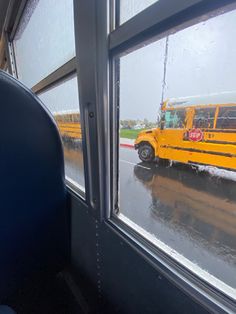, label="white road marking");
[120,159,151,170]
